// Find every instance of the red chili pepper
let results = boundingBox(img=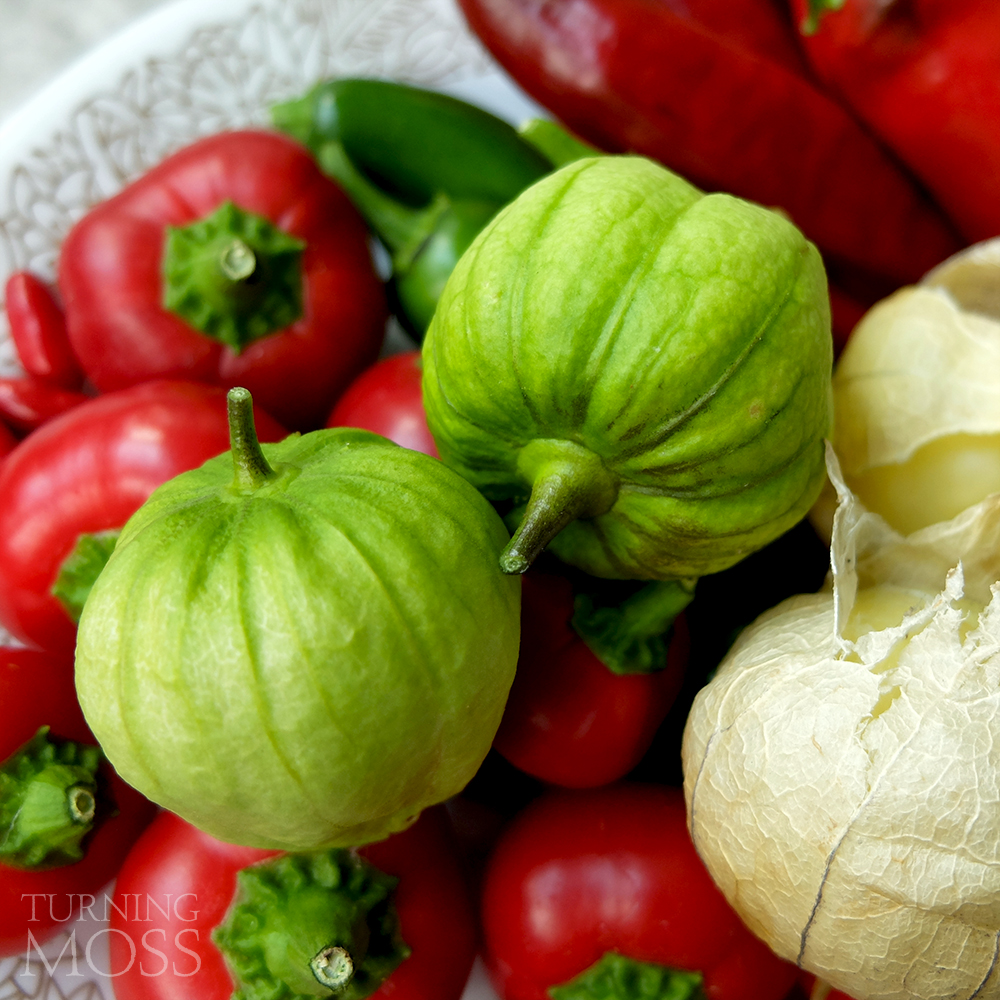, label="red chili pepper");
[493,571,689,787]
[0,380,286,654]
[4,271,83,390]
[790,0,1000,246]
[0,377,89,434]
[456,0,961,290]
[107,806,477,1000]
[481,783,799,1000]
[326,349,439,457]
[0,646,155,956]
[57,130,388,432]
